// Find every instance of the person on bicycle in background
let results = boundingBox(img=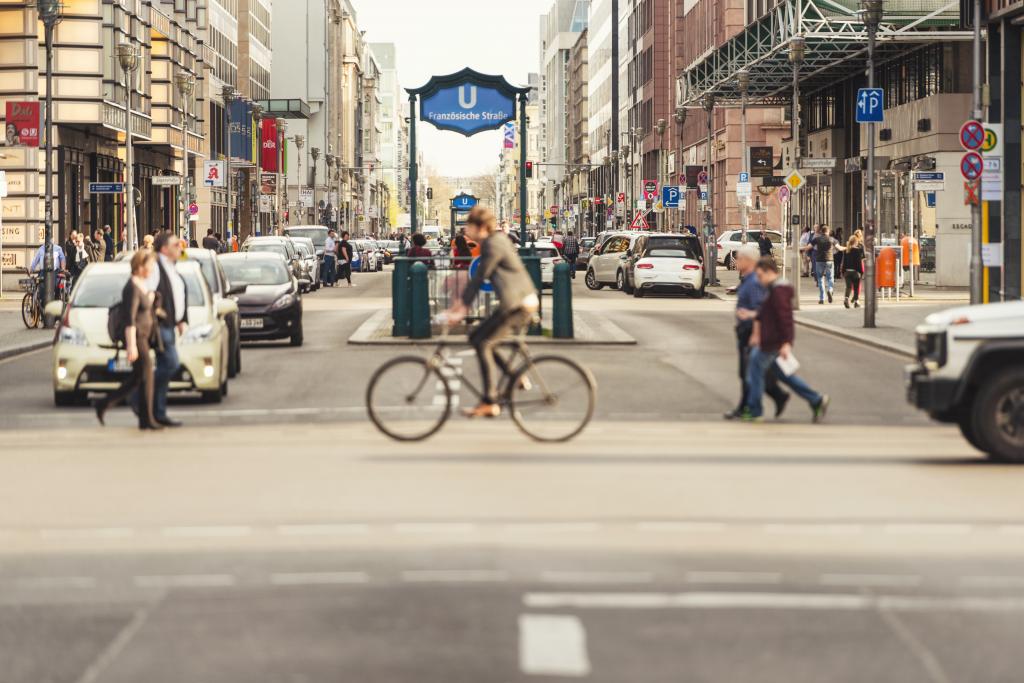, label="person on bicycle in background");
[30,241,67,307]
[445,205,539,419]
